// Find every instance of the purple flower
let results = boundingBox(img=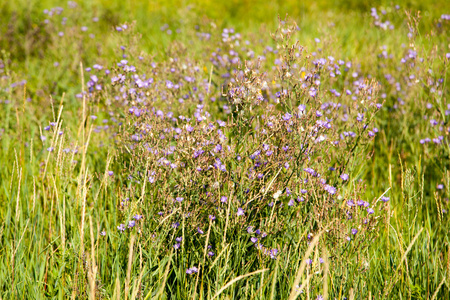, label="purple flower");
[282,113,292,121]
[298,104,306,115]
[220,196,228,203]
[250,237,258,243]
[186,266,198,274]
[208,251,215,257]
[217,120,226,127]
[269,248,278,259]
[209,215,216,221]
[197,227,204,234]
[128,220,136,228]
[324,184,337,195]
[367,208,375,214]
[351,228,358,235]
[303,168,317,176]
[176,197,184,202]
[133,214,143,220]
[237,208,245,216]
[341,173,349,181]
[100,230,106,236]
[117,224,126,232]
[174,243,181,250]
[356,113,364,122]
[108,171,114,176]
[356,200,365,206]
[437,184,444,190]
[381,196,390,202]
